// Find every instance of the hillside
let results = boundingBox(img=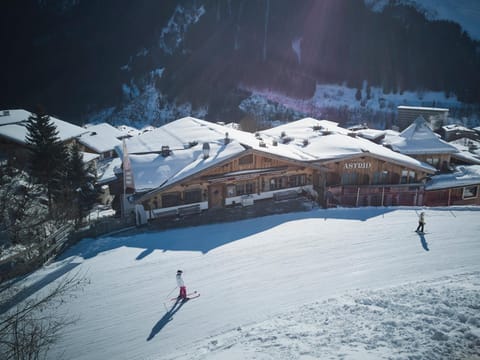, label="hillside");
[11,206,480,359]
[1,0,479,127]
